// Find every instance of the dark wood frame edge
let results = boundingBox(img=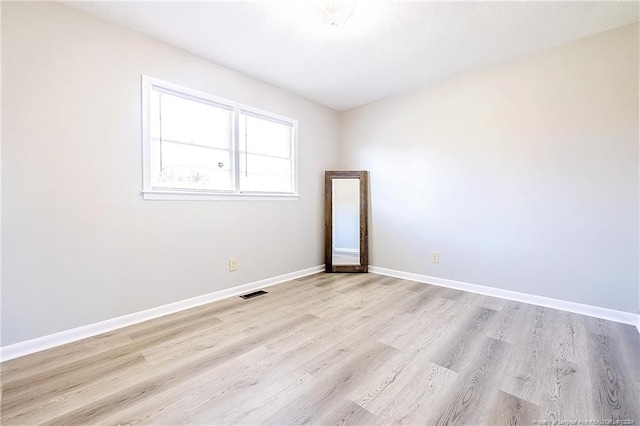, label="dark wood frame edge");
[324,170,369,273]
